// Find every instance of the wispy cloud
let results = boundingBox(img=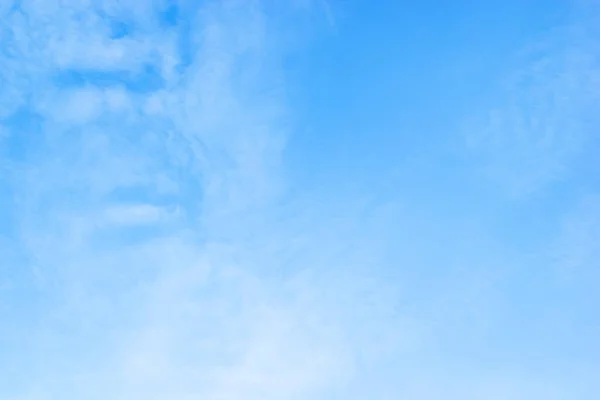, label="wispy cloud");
[463,12,600,199]
[0,1,400,399]
[3,1,600,399]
